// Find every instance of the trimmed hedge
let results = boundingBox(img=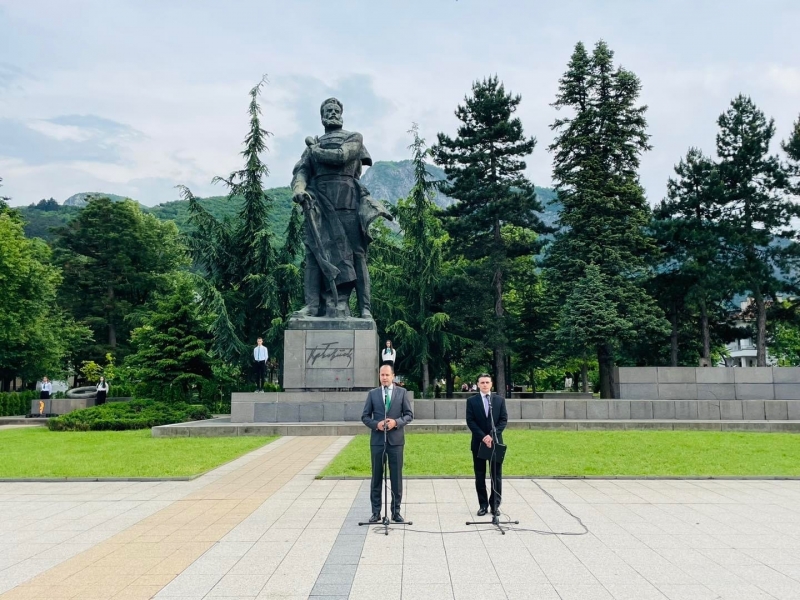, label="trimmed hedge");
[47,399,211,431]
[0,391,37,416]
